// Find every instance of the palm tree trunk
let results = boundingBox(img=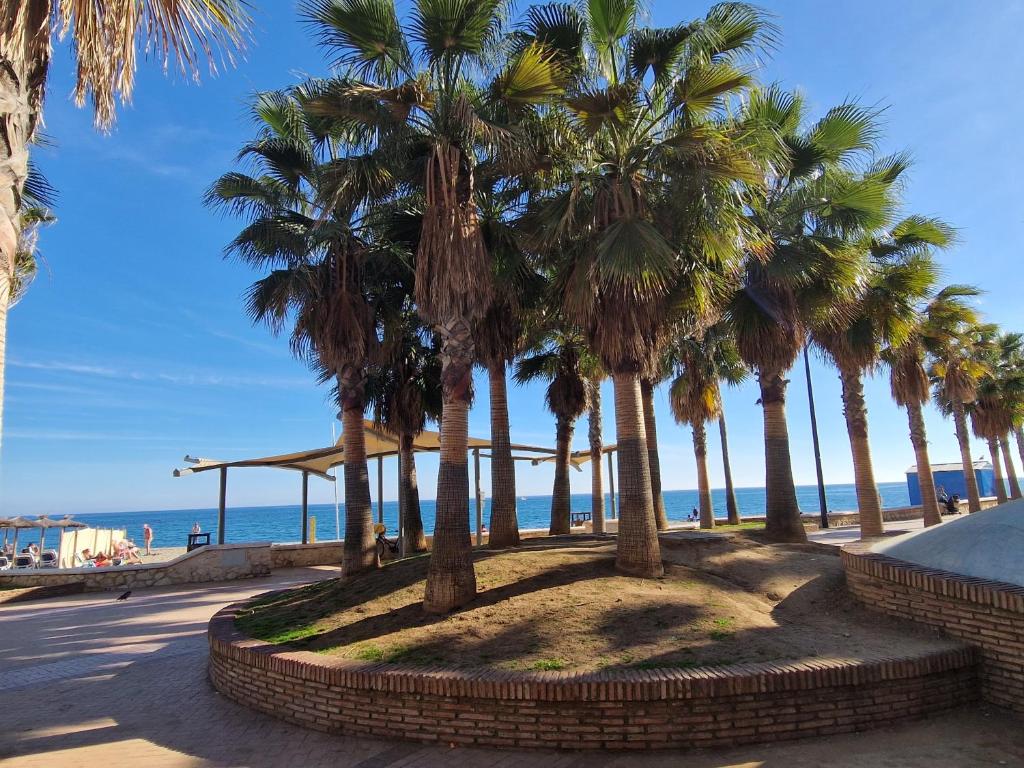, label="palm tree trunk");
[906,401,941,527]
[588,382,605,534]
[988,436,1008,504]
[486,360,519,548]
[838,367,883,537]
[718,410,740,525]
[338,367,376,577]
[640,379,669,530]
[612,373,663,577]
[1016,427,1024,477]
[758,368,807,542]
[999,435,1021,499]
[424,317,477,613]
[693,420,714,529]
[1,44,36,458]
[952,402,981,512]
[0,274,9,456]
[399,433,427,552]
[549,415,573,535]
